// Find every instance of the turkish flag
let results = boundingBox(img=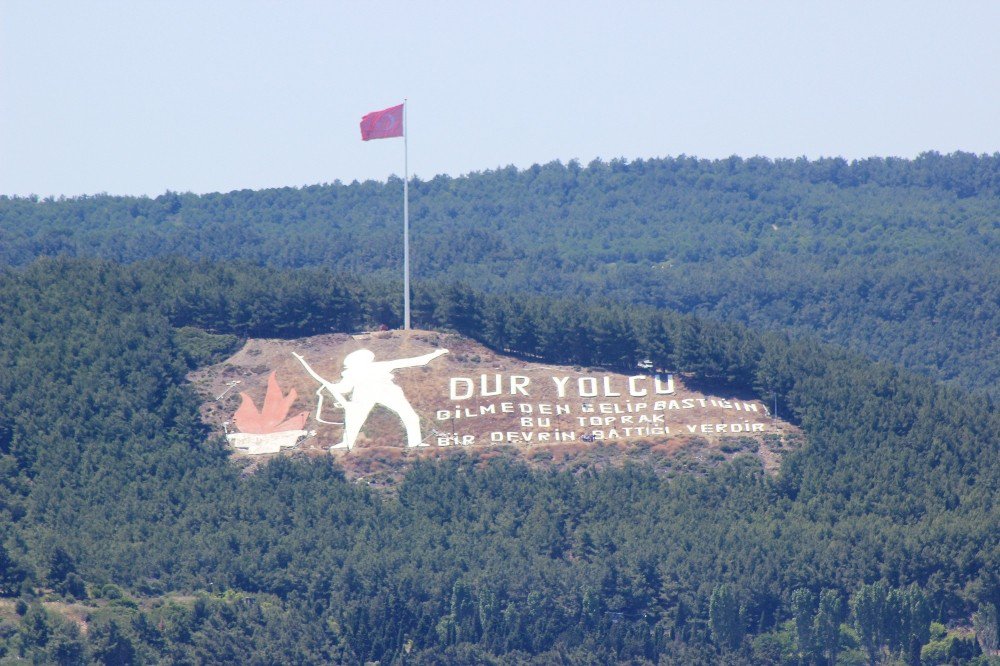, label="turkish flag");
[360,103,404,140]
